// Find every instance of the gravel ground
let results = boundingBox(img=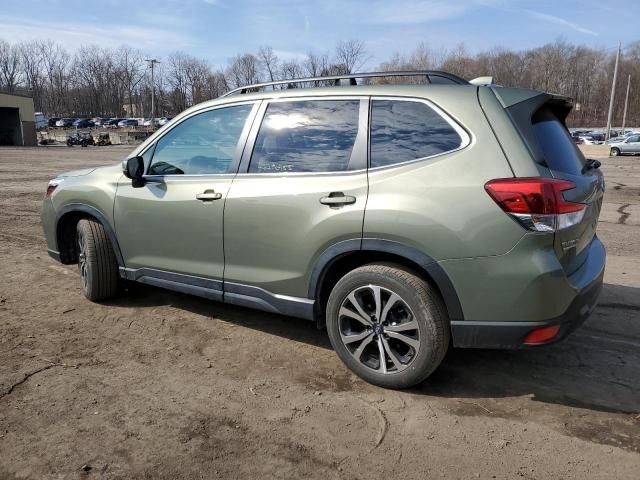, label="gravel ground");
[0,144,639,479]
